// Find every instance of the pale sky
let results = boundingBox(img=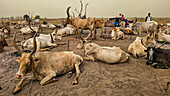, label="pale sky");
[0,0,170,18]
